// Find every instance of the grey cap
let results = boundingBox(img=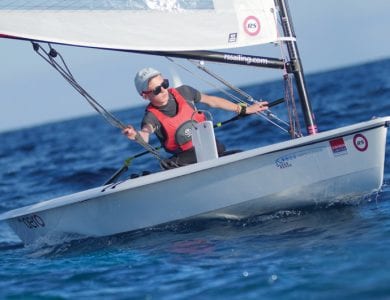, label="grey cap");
[134,67,161,95]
